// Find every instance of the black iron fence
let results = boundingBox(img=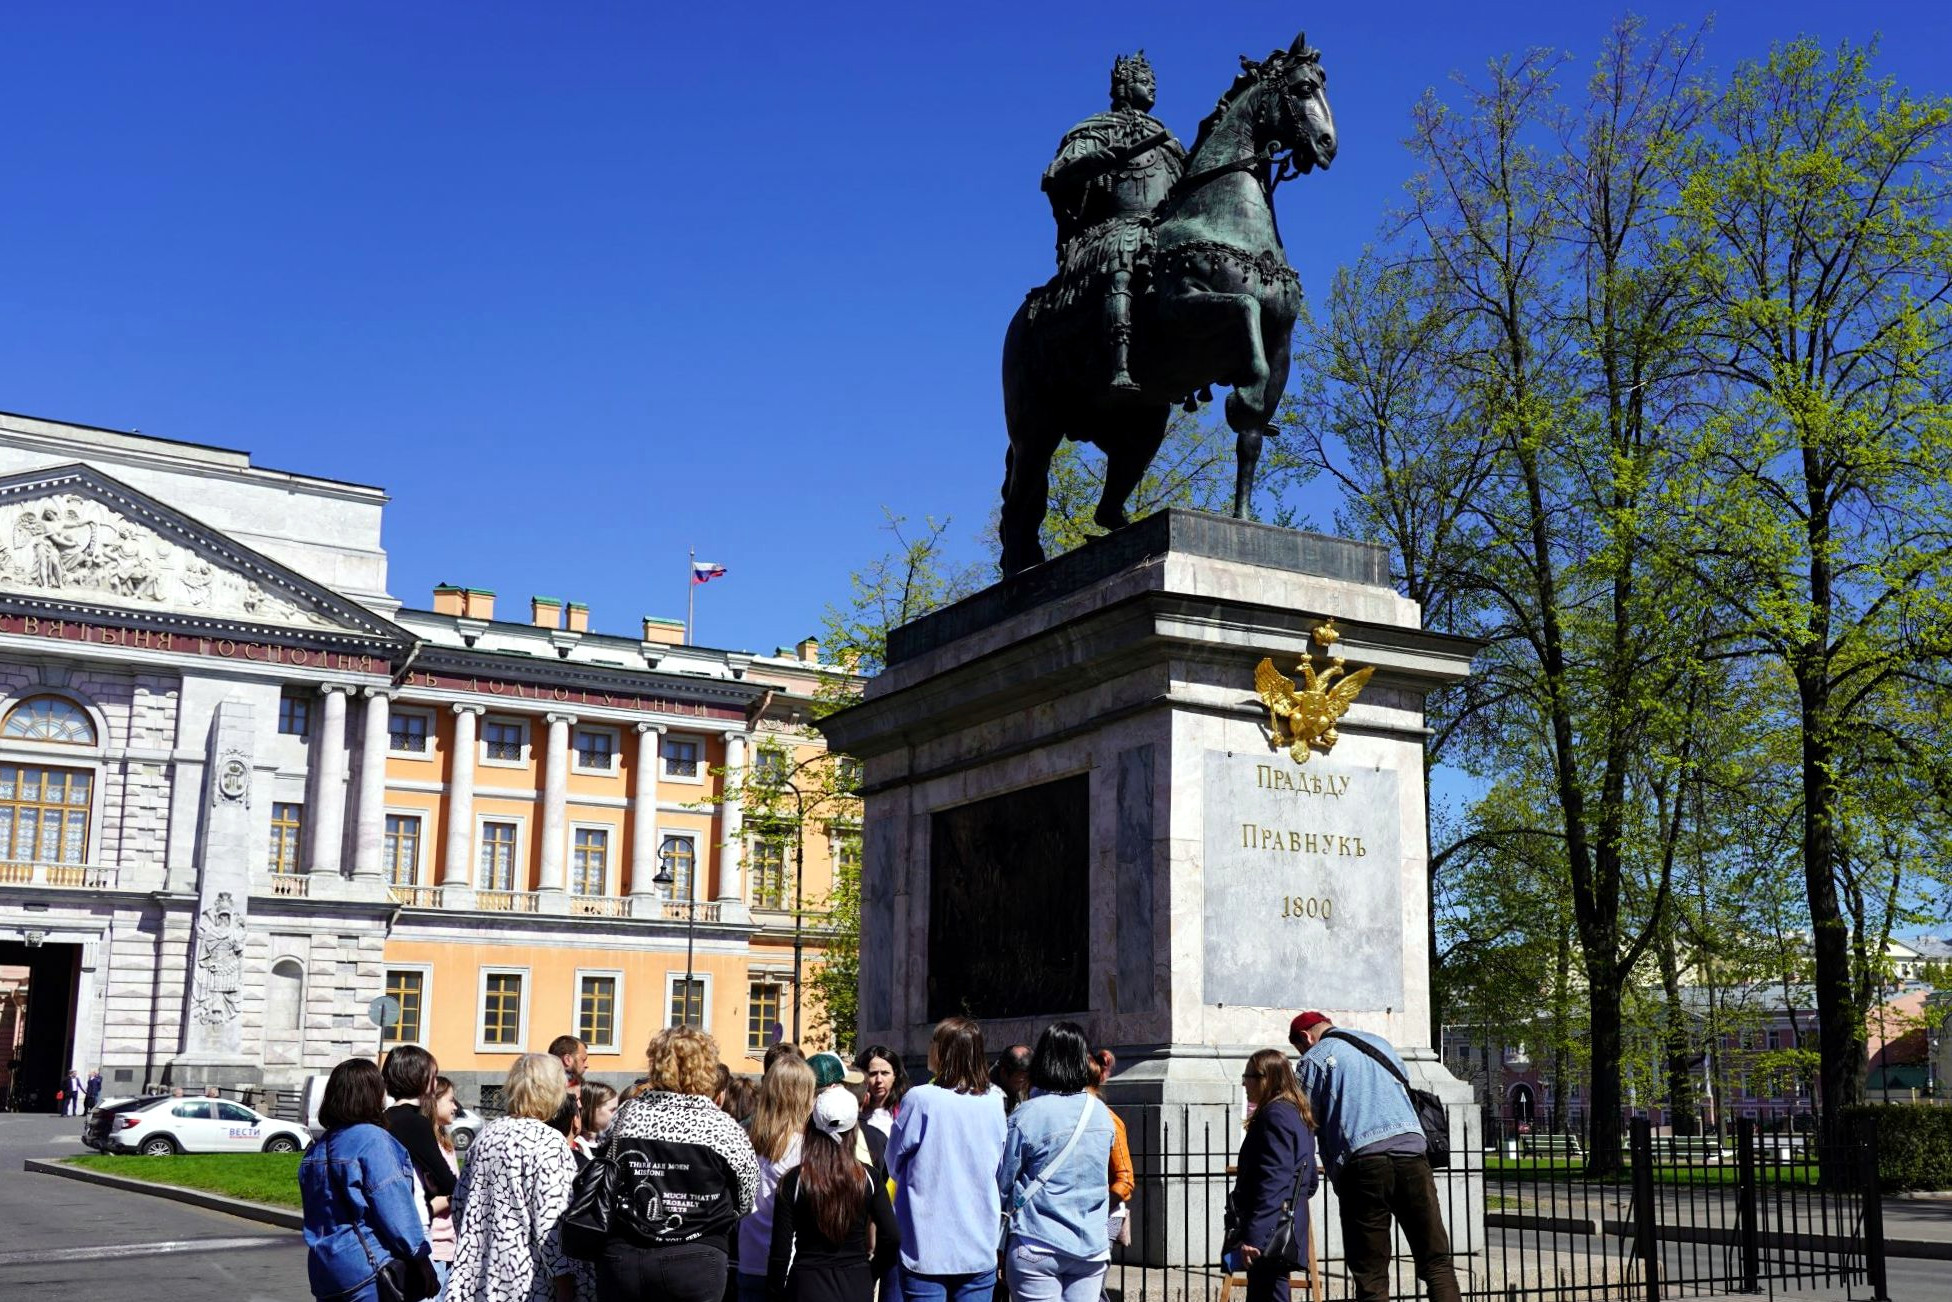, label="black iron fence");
[1482,1106,1823,1150]
[1102,1105,1886,1302]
